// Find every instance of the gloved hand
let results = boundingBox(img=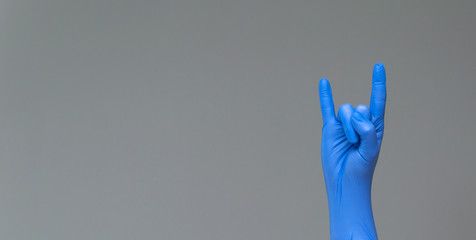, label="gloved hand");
[318,63,386,240]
